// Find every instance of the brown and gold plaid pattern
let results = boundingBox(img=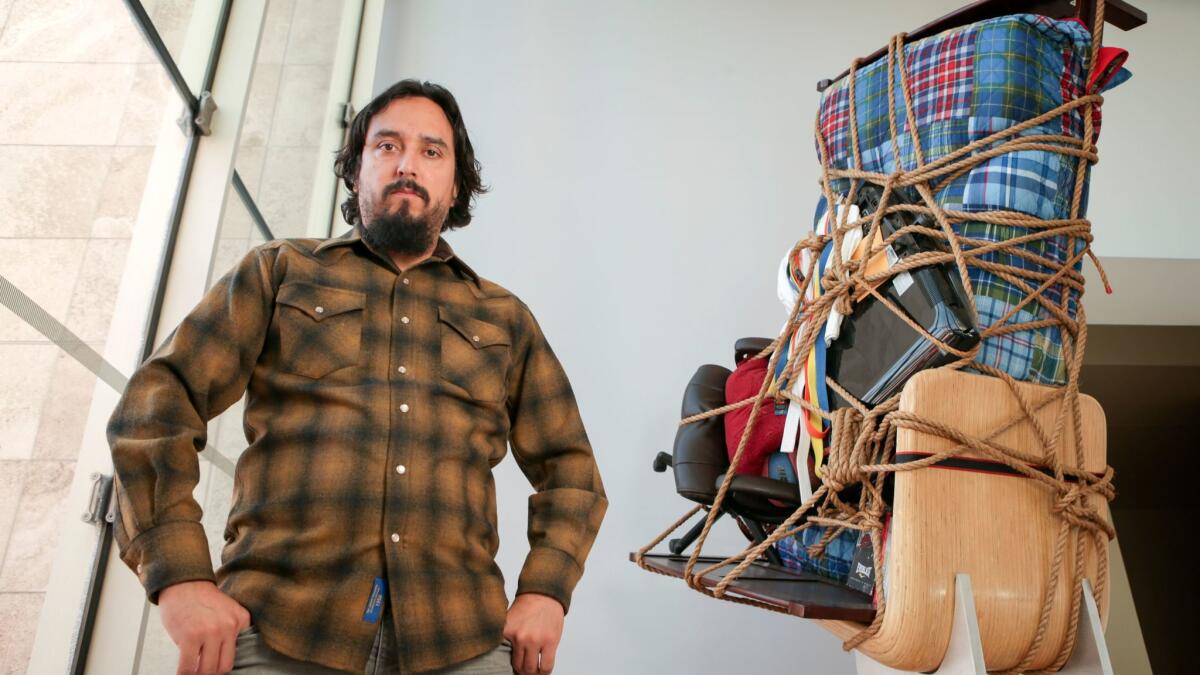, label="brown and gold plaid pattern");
[107,228,606,673]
